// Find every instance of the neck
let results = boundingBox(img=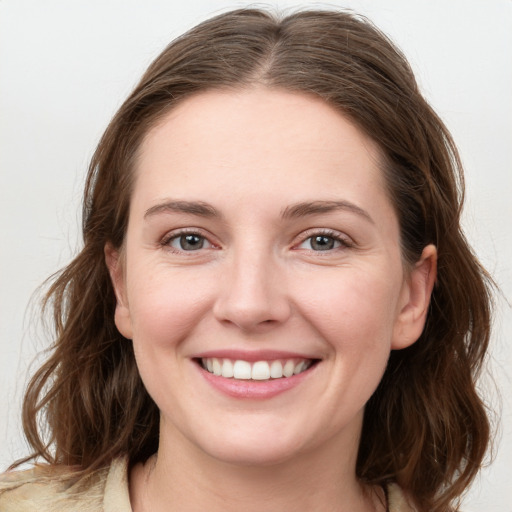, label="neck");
[130,421,384,512]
